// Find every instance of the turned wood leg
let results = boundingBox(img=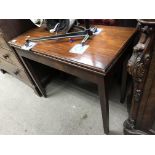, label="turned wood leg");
[21,57,47,97]
[98,77,109,134]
